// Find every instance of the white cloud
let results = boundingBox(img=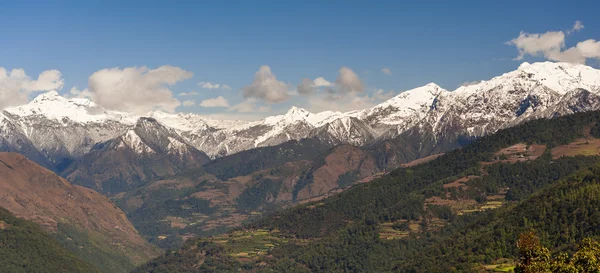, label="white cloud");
[507,30,565,61]
[336,66,364,93]
[199,81,232,90]
[460,81,482,87]
[572,21,584,33]
[200,96,229,108]
[313,77,332,87]
[306,88,393,113]
[381,67,392,75]
[297,76,335,95]
[297,78,316,95]
[229,98,270,113]
[373,89,395,101]
[242,65,290,103]
[182,100,196,106]
[87,65,192,114]
[69,86,93,98]
[179,91,199,96]
[0,67,64,109]
[576,39,600,59]
[297,66,373,112]
[307,93,375,112]
[507,21,600,64]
